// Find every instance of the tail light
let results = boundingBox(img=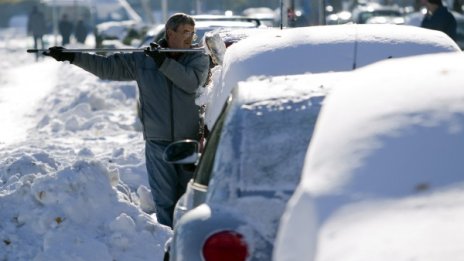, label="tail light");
[202,231,248,261]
